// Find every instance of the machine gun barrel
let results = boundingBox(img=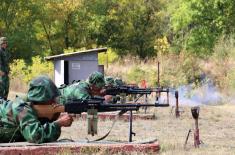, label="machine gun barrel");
[64,99,169,114]
[105,87,169,95]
